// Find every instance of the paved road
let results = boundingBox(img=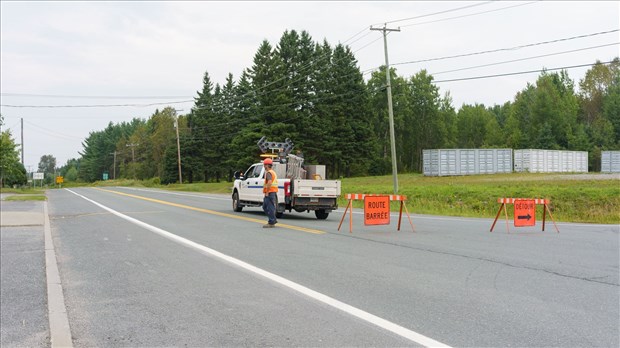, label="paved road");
[3,187,618,347]
[0,200,49,347]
